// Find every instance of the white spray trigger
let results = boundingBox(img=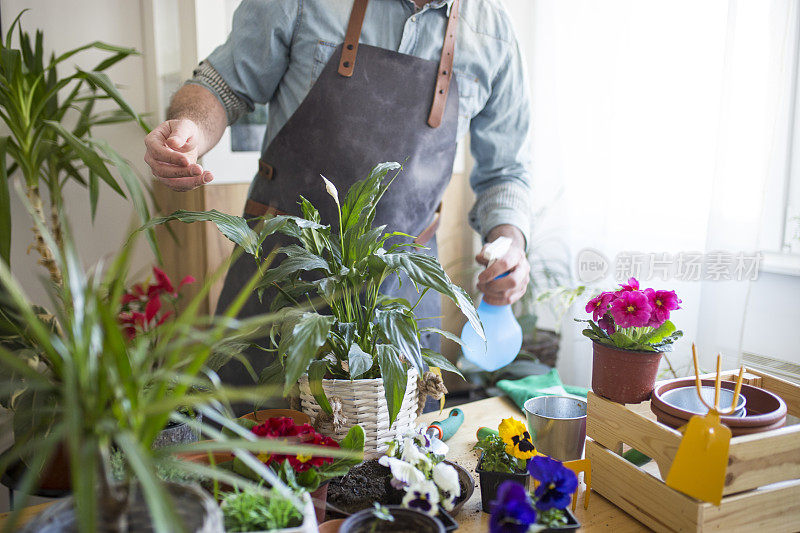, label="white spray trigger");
[483,236,512,267]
